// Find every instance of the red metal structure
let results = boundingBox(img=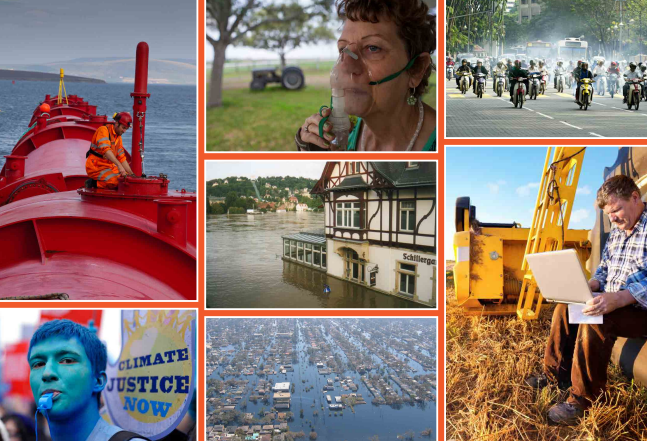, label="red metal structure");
[0,42,196,300]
